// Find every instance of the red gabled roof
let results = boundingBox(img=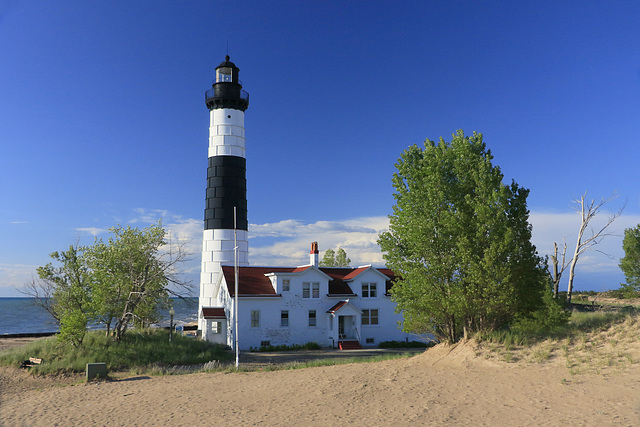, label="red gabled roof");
[221,265,292,297]
[201,307,226,319]
[326,300,349,313]
[342,266,369,281]
[219,265,397,297]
